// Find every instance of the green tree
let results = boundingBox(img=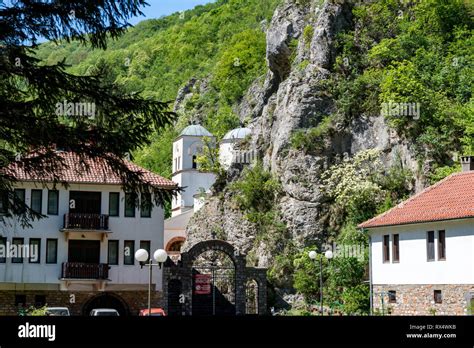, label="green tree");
[212,29,268,103]
[0,0,178,226]
[293,247,328,302]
